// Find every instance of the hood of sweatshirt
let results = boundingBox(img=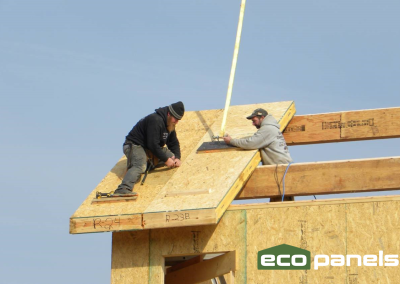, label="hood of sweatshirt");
[261,115,280,129]
[155,106,169,126]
